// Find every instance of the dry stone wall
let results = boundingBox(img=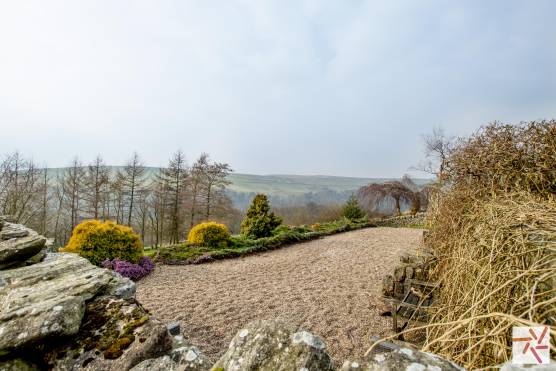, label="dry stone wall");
[373,212,426,228]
